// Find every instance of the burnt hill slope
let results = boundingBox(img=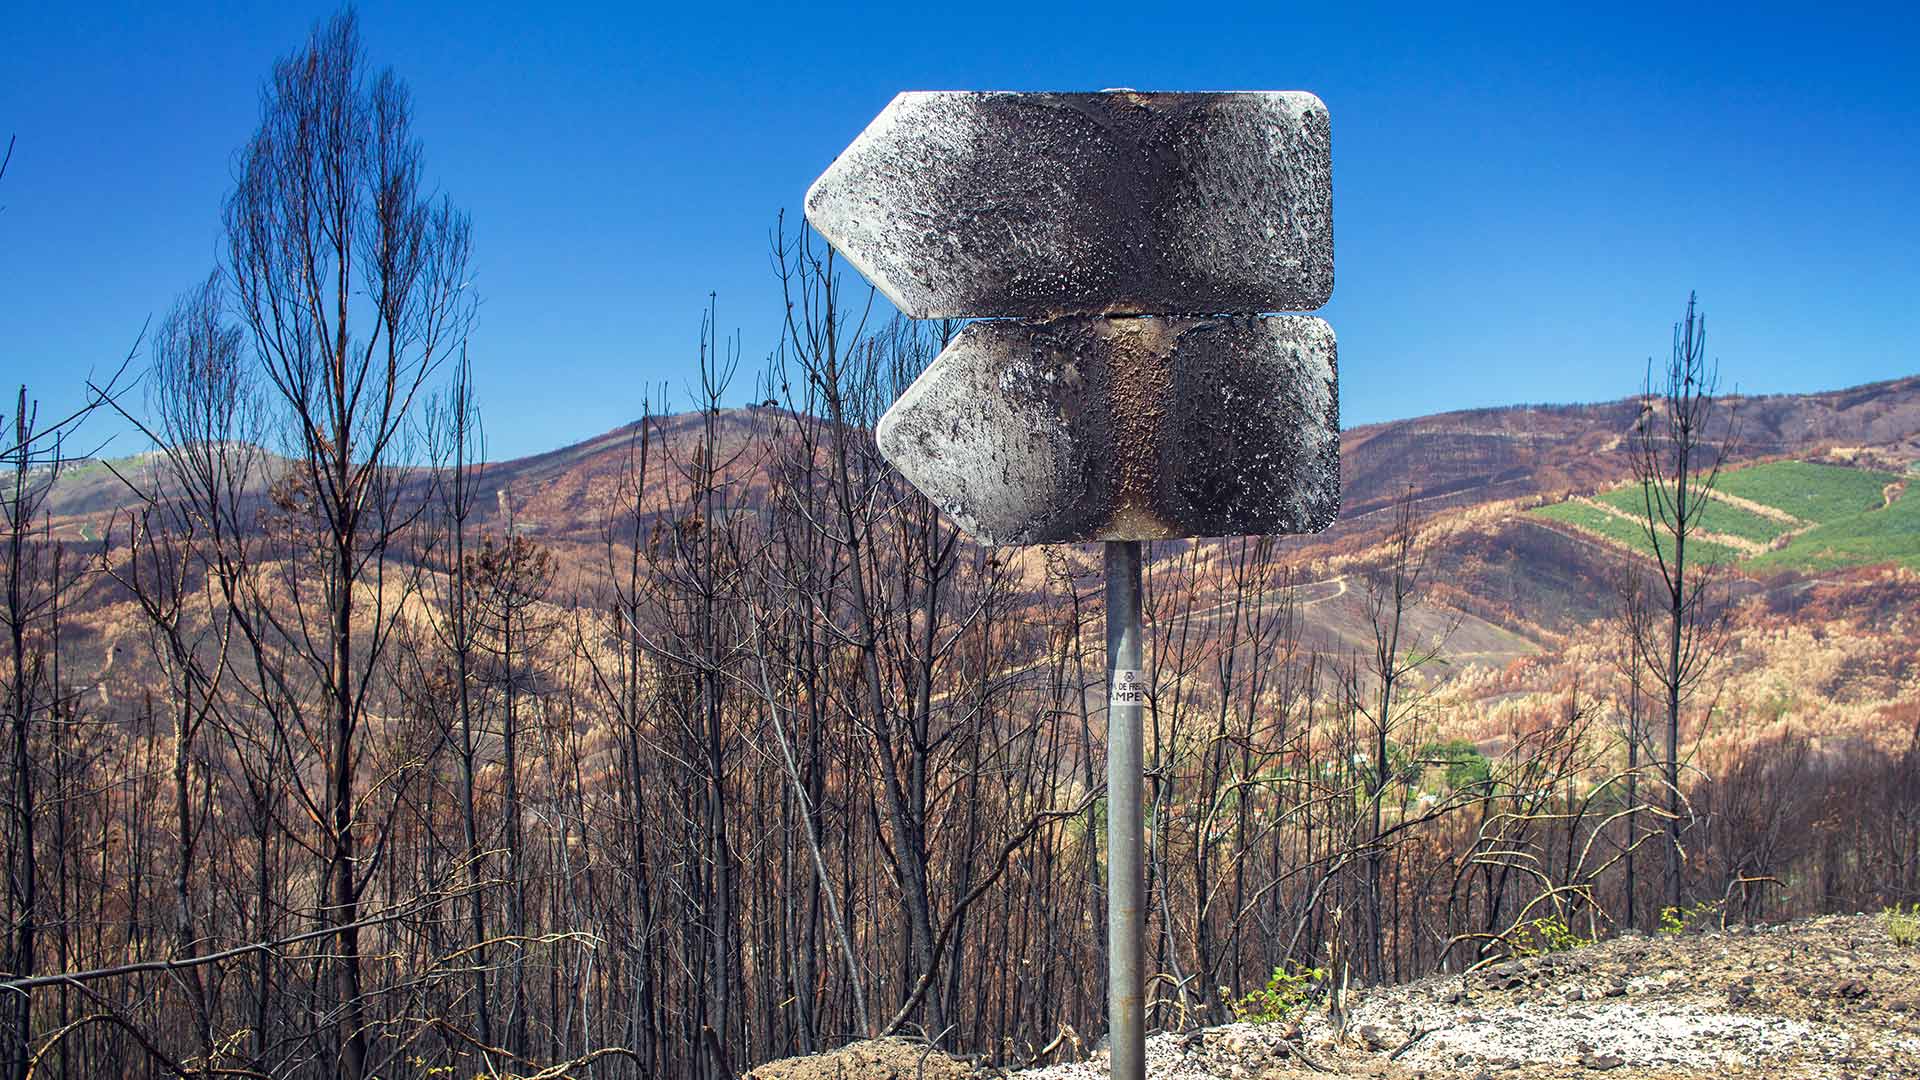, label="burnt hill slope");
[44,375,1920,552]
[35,374,1920,677]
